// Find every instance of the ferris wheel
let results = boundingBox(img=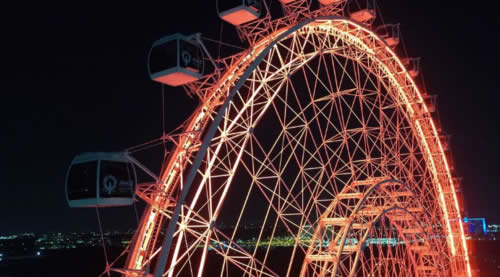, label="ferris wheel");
[65,0,472,276]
